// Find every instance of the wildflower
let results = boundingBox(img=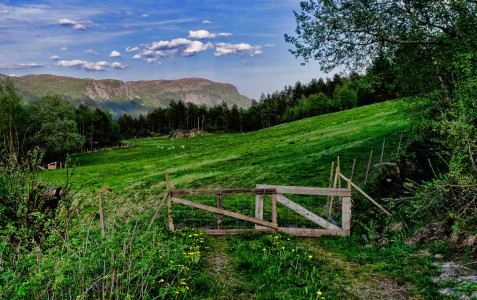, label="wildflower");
[317,290,322,296]
[159,279,164,283]
[263,248,266,251]
[281,247,285,250]
[308,255,313,259]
